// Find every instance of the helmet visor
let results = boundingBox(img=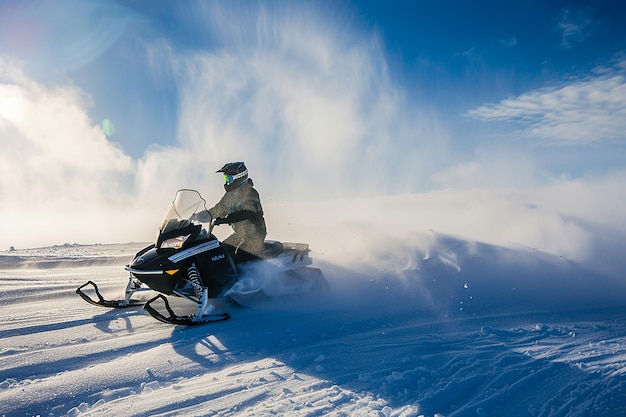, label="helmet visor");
[224,174,234,184]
